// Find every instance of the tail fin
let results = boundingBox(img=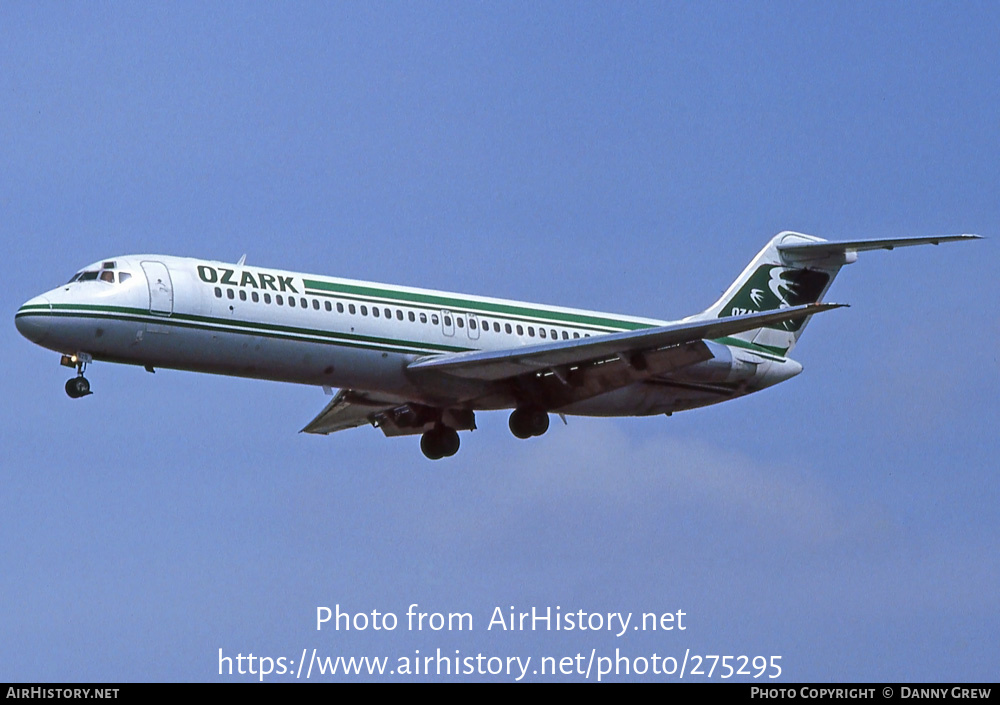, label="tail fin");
[692,232,838,356]
[691,231,981,356]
